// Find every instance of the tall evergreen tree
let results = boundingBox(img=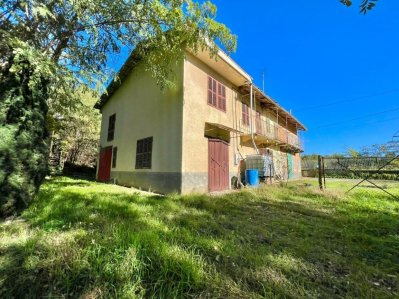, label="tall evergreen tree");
[0,44,49,216]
